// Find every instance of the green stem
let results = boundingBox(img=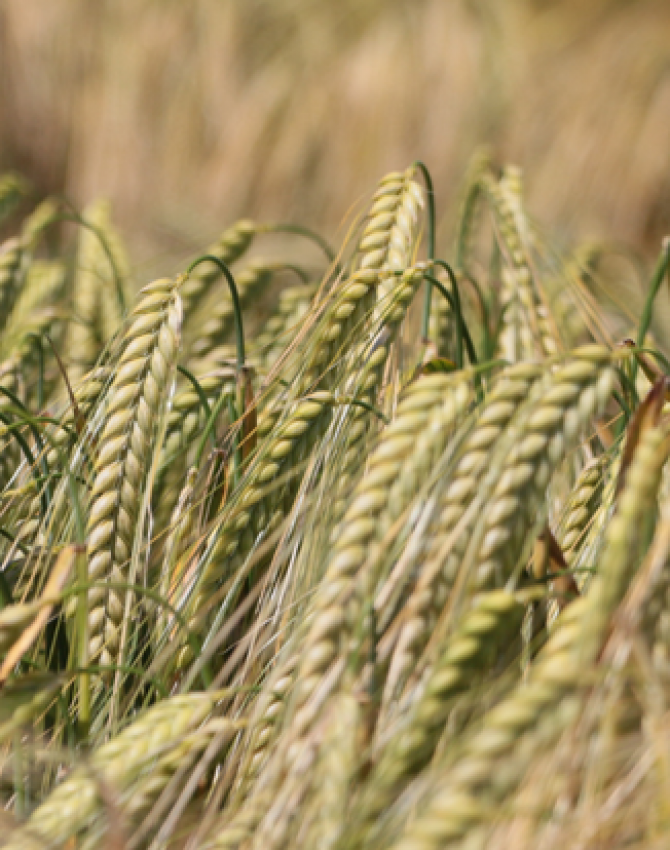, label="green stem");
[261,223,336,265]
[187,255,245,372]
[55,201,126,316]
[414,161,437,339]
[633,239,670,383]
[26,333,45,411]
[195,388,233,468]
